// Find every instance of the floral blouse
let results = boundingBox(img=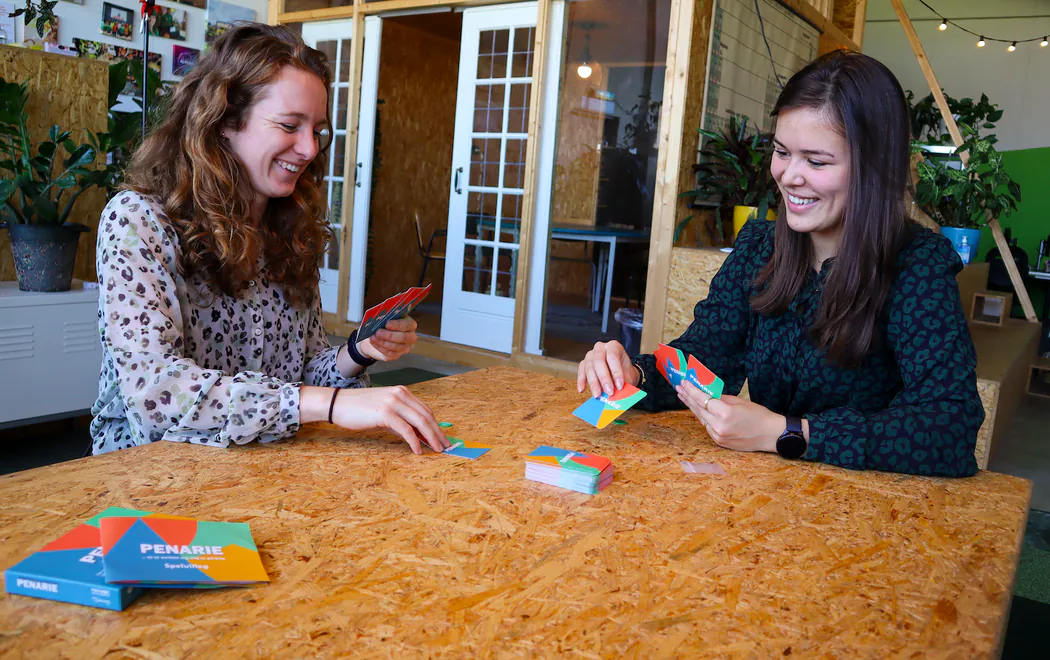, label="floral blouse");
[633,218,984,477]
[90,192,367,455]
